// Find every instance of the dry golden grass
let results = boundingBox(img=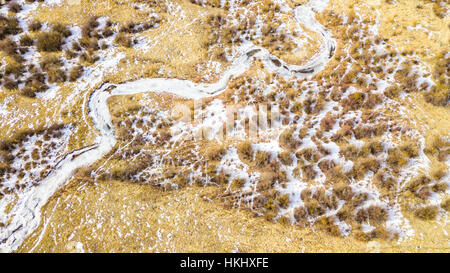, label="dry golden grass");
[17,177,449,253]
[33,0,164,26]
